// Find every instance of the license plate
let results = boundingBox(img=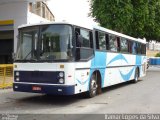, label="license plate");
[32,86,42,91]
